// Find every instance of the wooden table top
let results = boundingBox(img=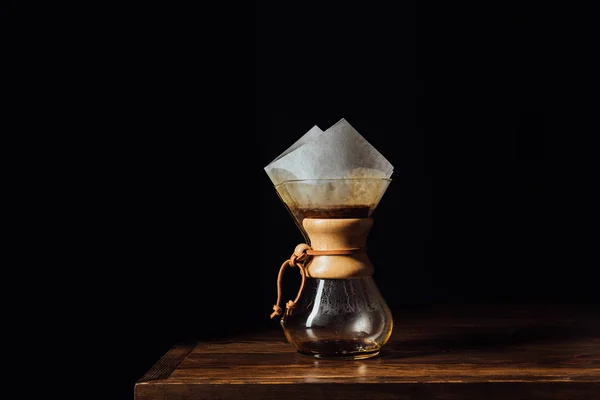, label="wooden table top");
[135,305,600,399]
